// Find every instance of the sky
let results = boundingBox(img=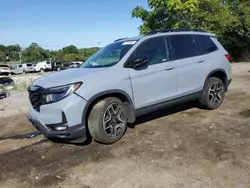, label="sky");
[0,0,148,50]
